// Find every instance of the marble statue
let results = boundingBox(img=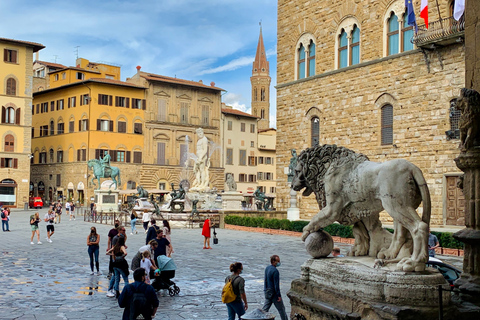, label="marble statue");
[191,128,210,191]
[292,144,431,272]
[456,88,480,150]
[224,173,237,192]
[87,151,121,190]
